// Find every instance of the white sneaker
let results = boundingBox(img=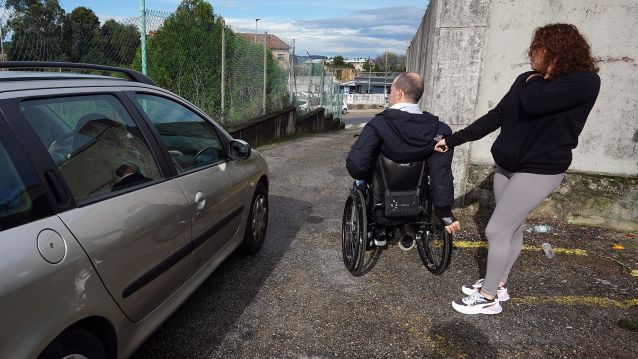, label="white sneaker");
[373,238,387,246]
[452,291,502,315]
[461,278,510,302]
